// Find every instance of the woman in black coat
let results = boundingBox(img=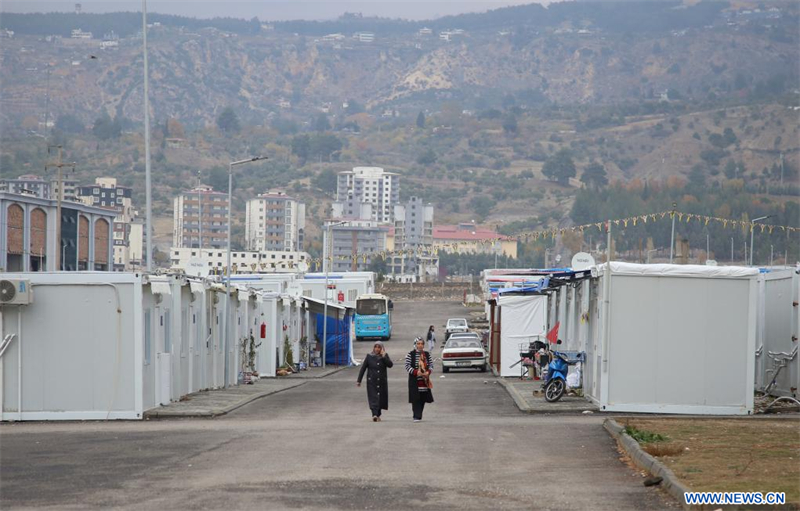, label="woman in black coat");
[357,341,393,421]
[405,337,434,422]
